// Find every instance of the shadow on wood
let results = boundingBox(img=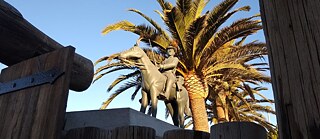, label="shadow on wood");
[112,126,155,139]
[163,129,210,139]
[65,126,155,139]
[210,122,267,139]
[259,0,320,138]
[65,127,112,139]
